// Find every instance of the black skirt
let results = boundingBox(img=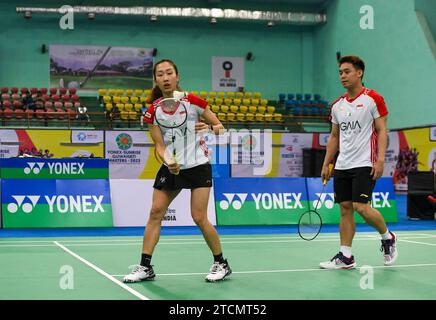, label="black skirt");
[153,163,213,190]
